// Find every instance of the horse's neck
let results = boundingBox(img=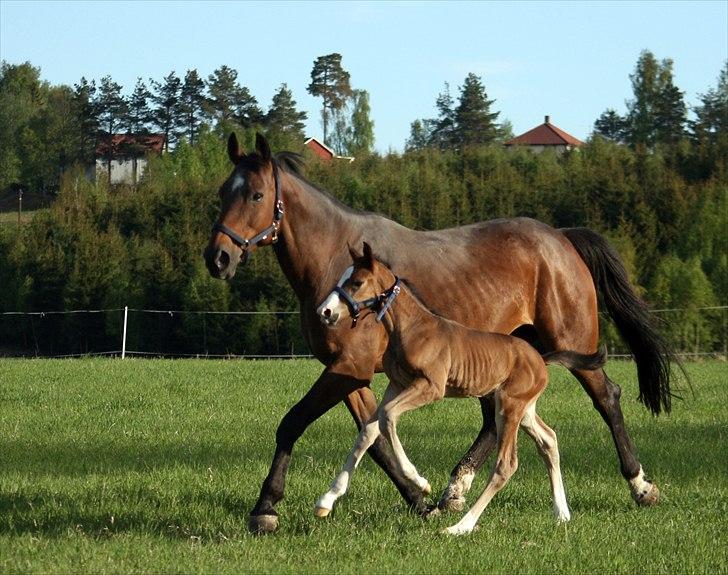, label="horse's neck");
[384,282,440,339]
[273,173,363,299]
